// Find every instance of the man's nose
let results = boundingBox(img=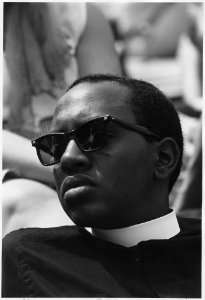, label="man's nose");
[60,139,91,175]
